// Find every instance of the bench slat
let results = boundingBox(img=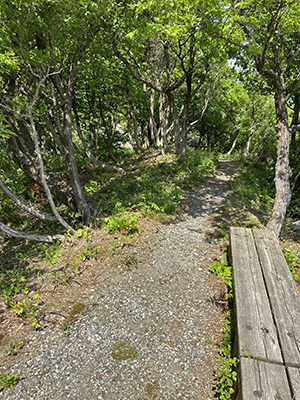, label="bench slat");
[287,367,300,400]
[230,227,283,363]
[237,358,292,400]
[253,229,300,369]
